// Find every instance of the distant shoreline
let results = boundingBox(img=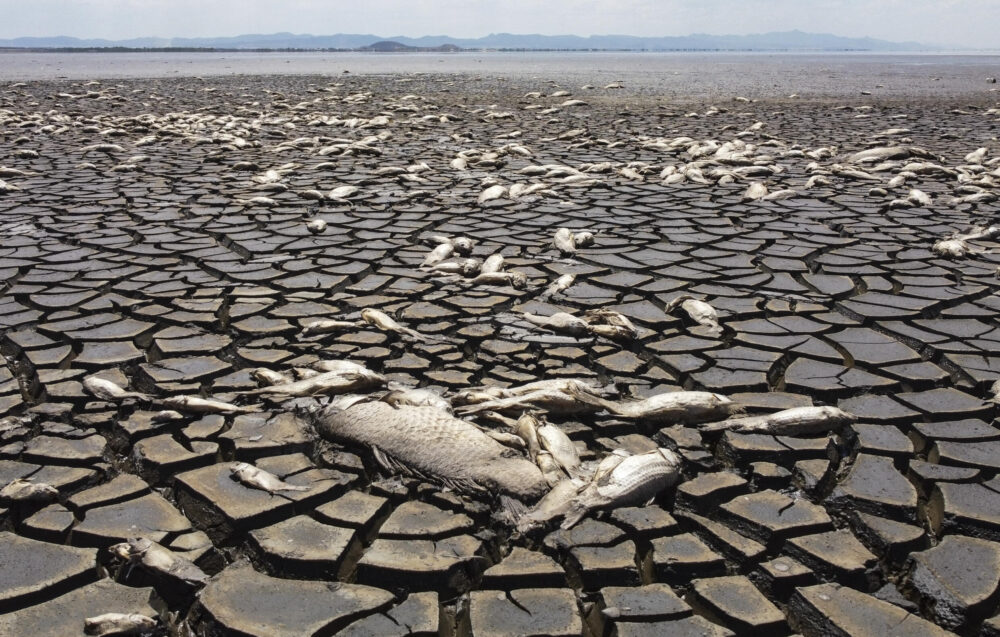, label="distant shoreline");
[0,47,953,54]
